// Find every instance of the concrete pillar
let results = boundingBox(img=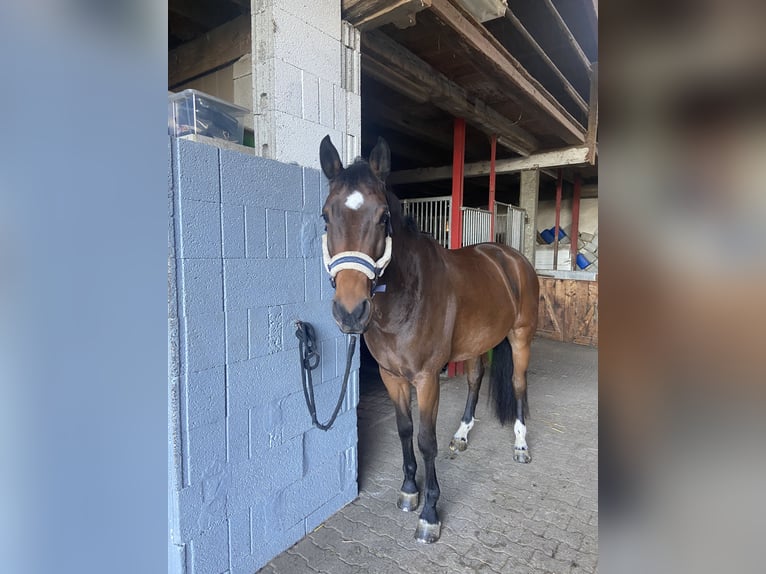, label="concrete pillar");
[520,168,540,265]
[252,1,361,169]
